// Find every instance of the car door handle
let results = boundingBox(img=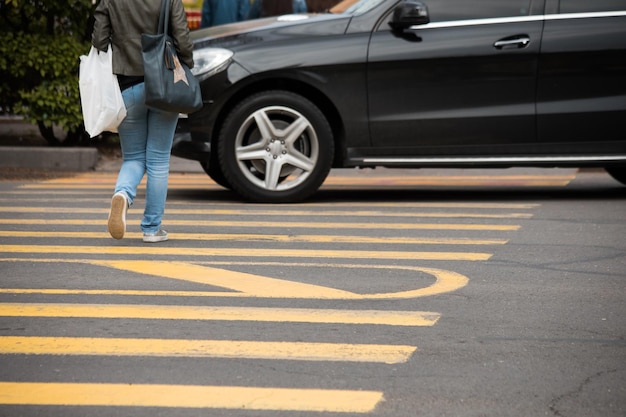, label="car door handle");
[494,35,530,49]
